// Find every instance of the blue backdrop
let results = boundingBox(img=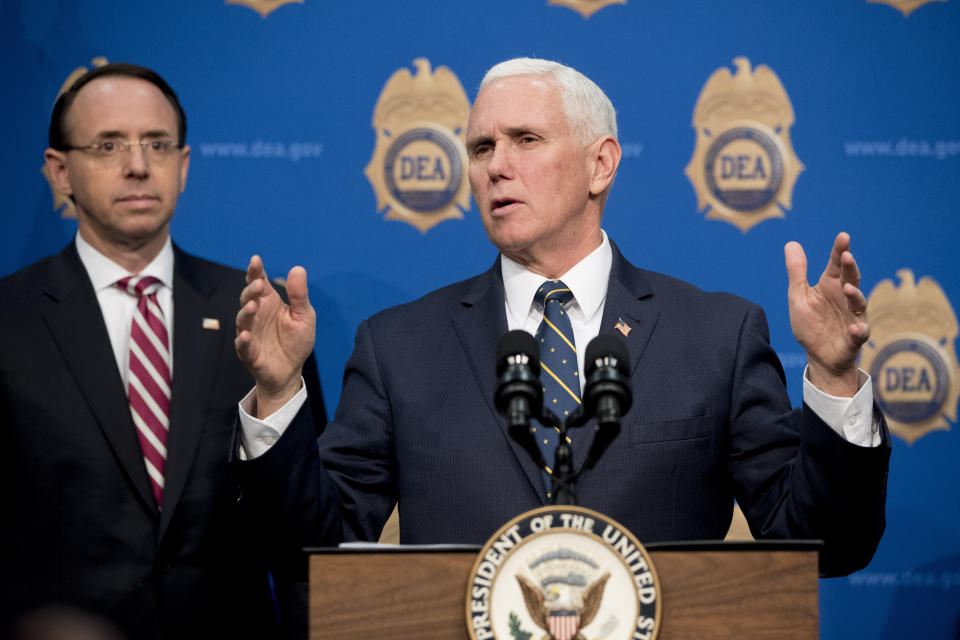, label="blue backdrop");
[3,1,959,637]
